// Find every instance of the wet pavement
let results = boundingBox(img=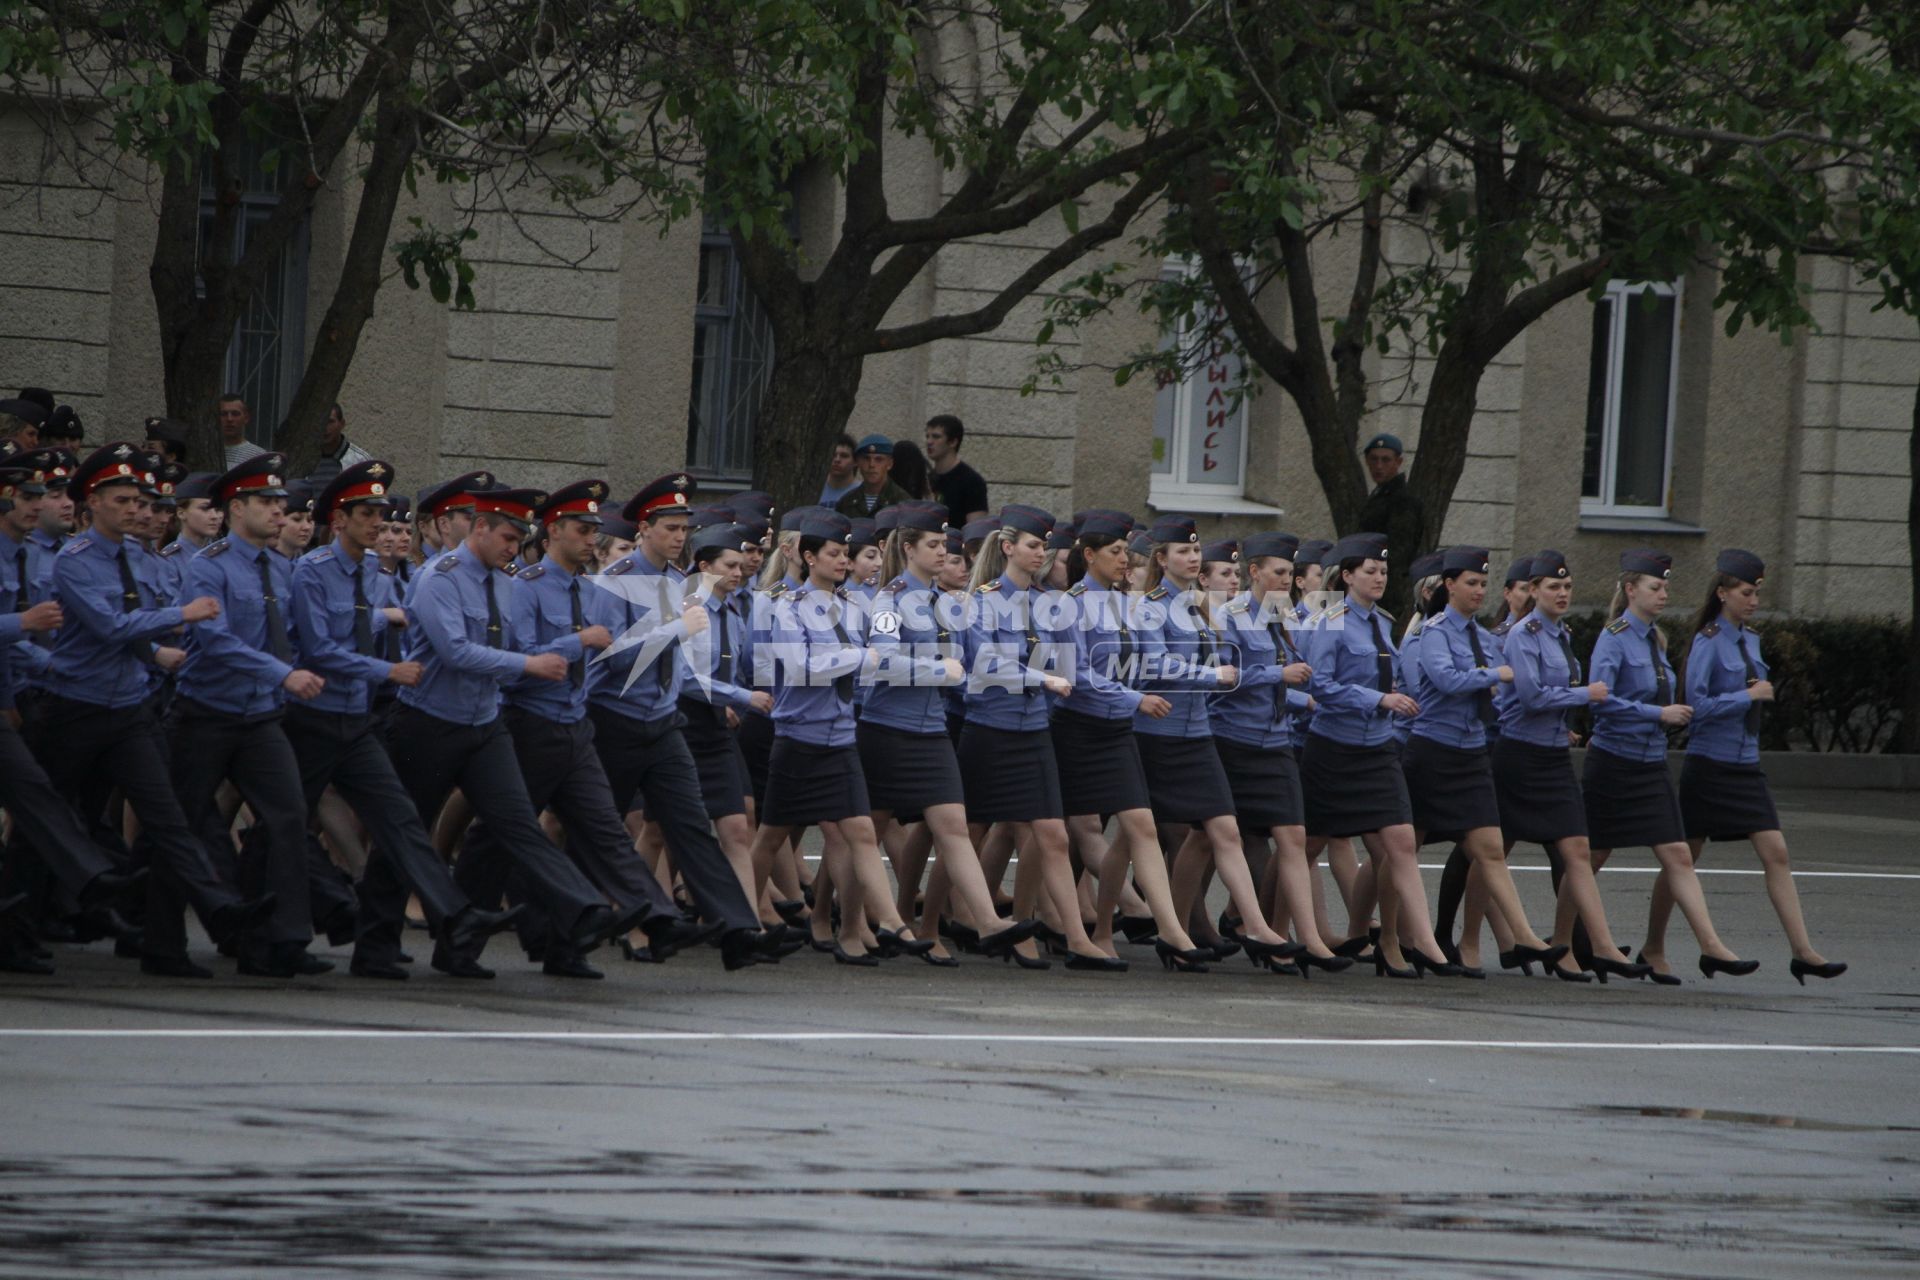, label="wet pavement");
[2,787,1917,1276]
